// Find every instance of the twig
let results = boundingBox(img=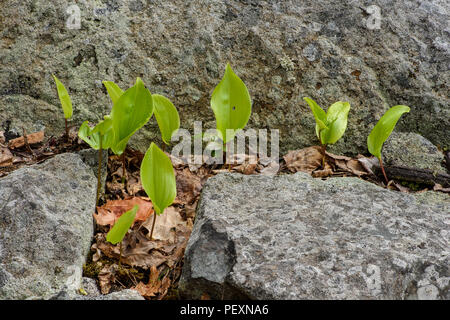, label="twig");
[373,165,450,187]
[22,127,36,158]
